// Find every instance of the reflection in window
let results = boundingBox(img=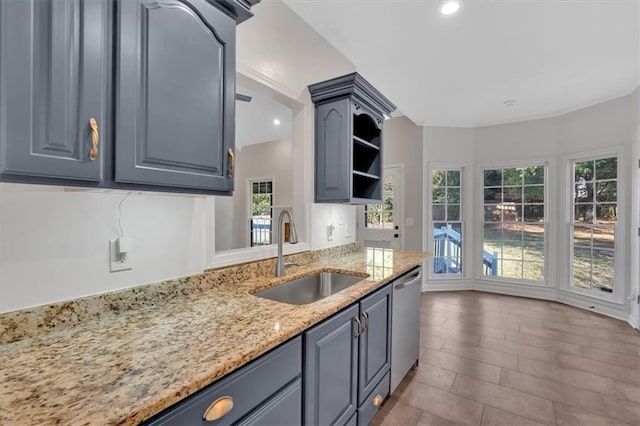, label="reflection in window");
[432,169,463,275]
[571,157,617,294]
[364,175,394,229]
[250,179,273,247]
[482,166,545,281]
